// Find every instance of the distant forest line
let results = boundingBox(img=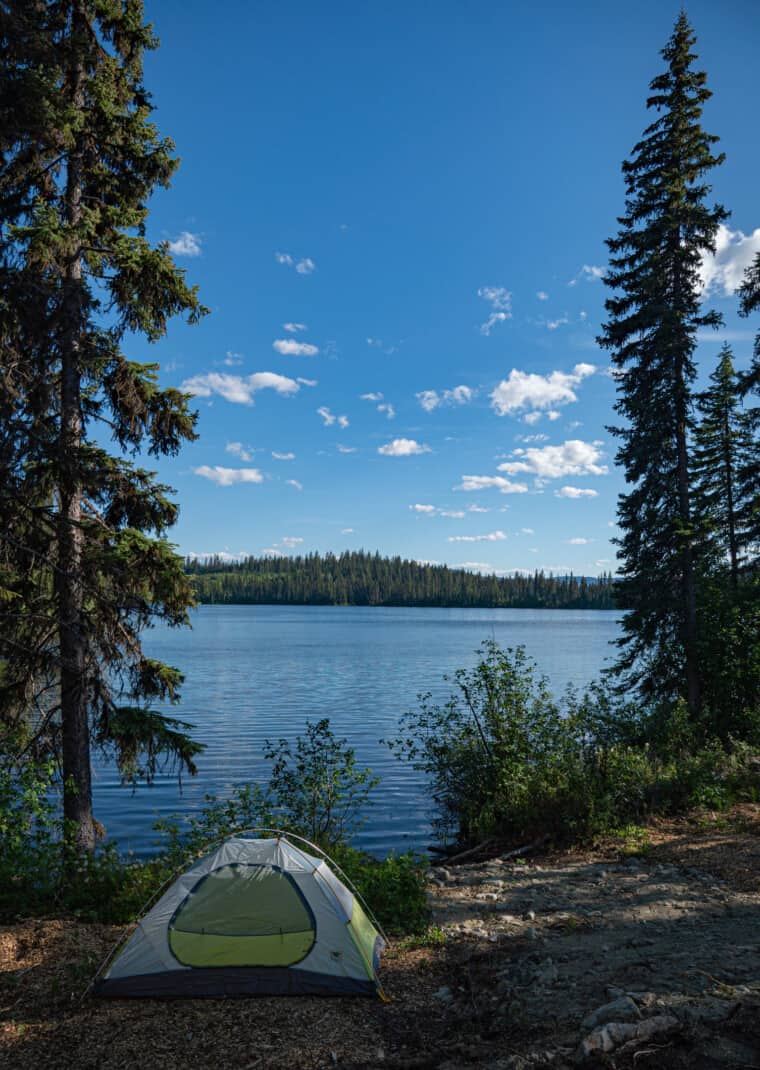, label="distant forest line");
[185,551,618,609]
